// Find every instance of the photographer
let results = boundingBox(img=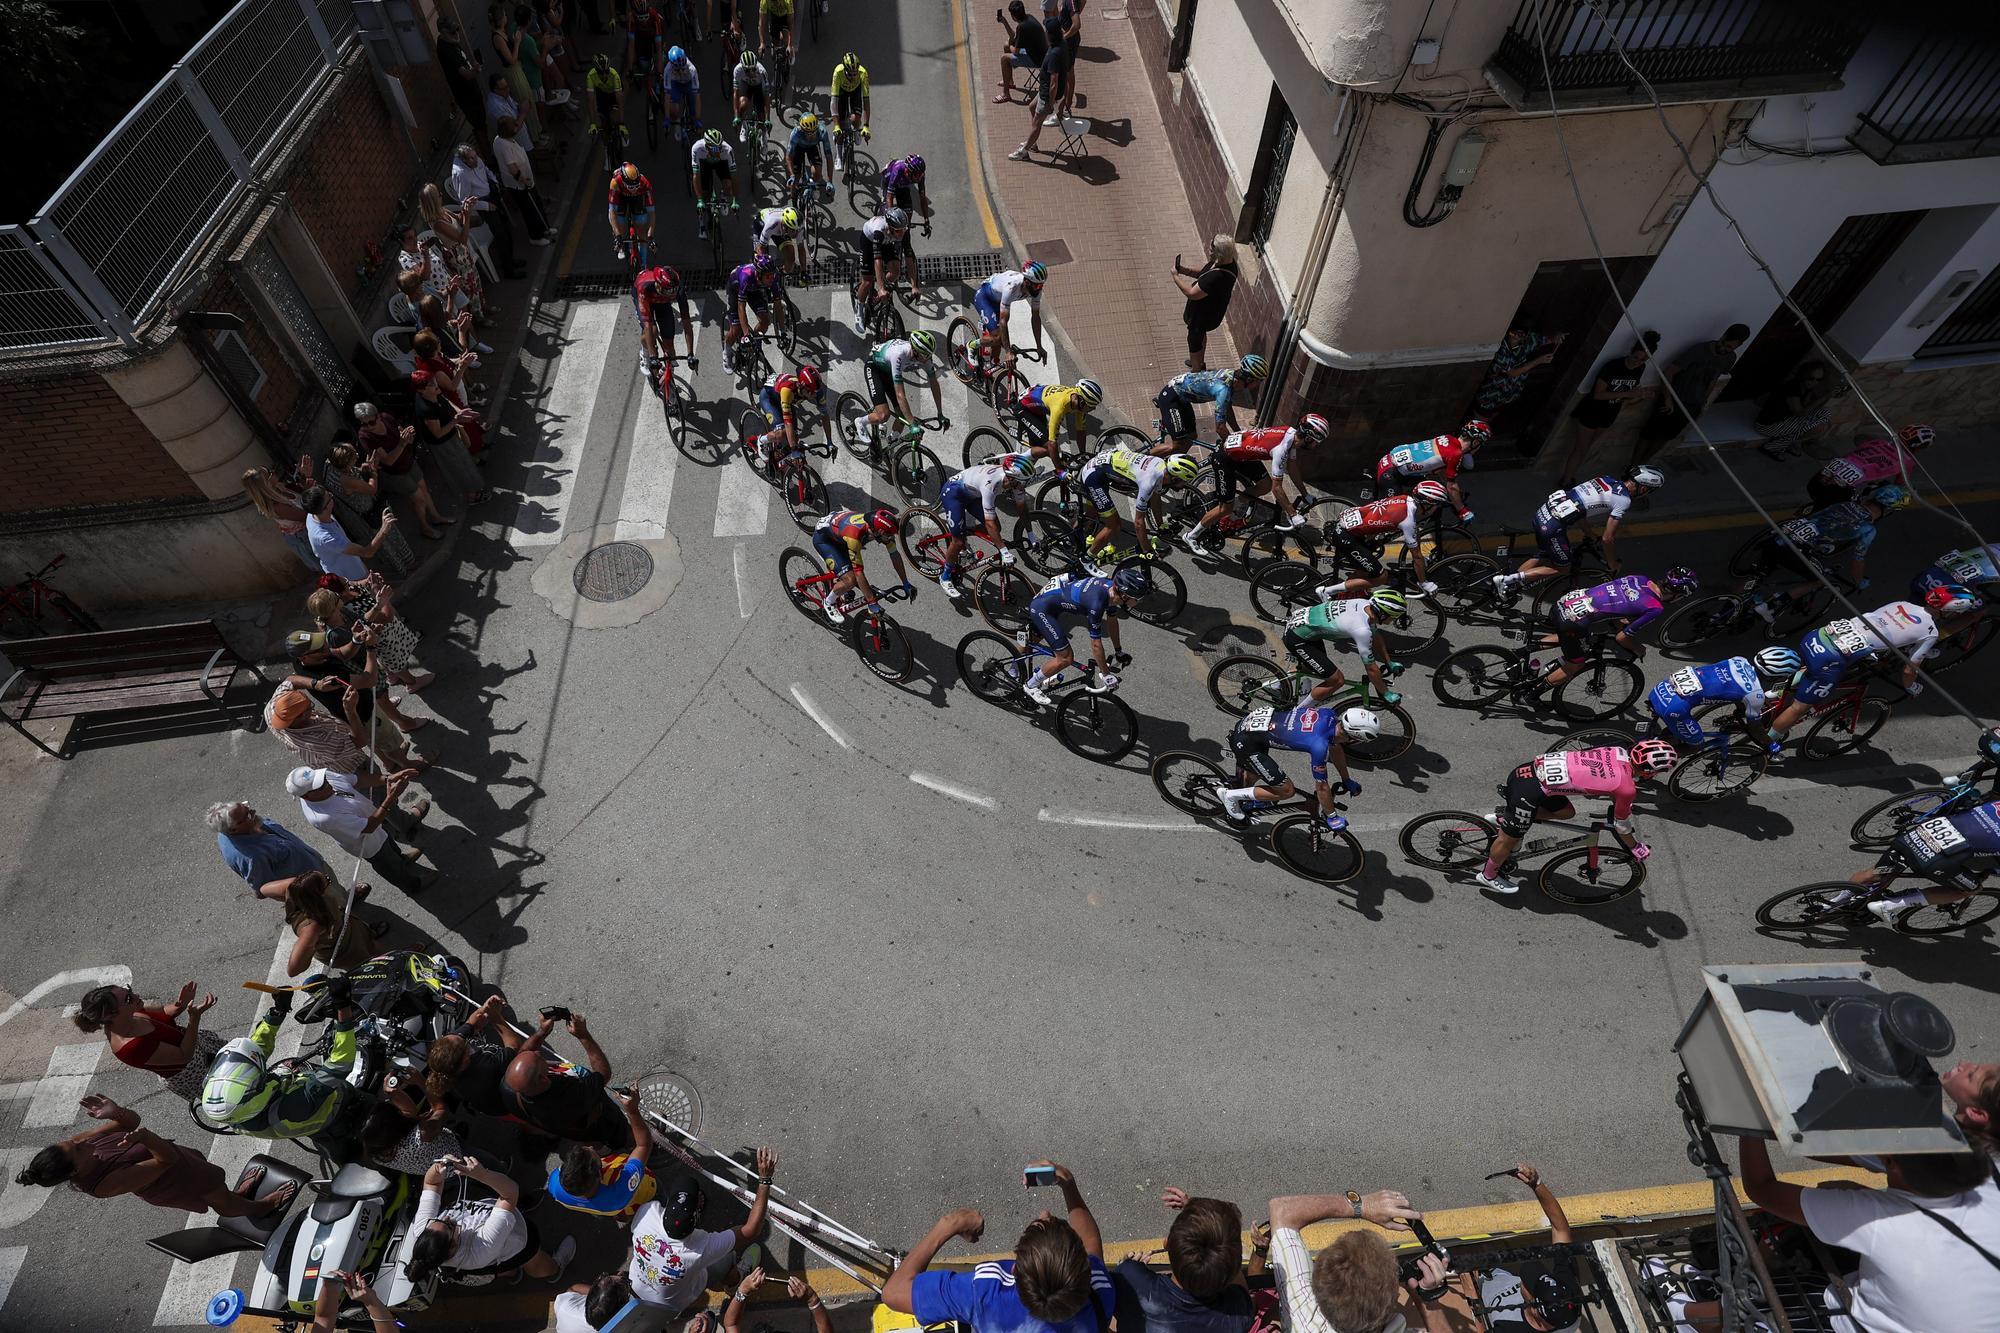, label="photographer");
[405,1153,576,1287]
[1453,1166,1582,1332]
[501,1009,628,1151]
[1266,1186,1451,1333]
